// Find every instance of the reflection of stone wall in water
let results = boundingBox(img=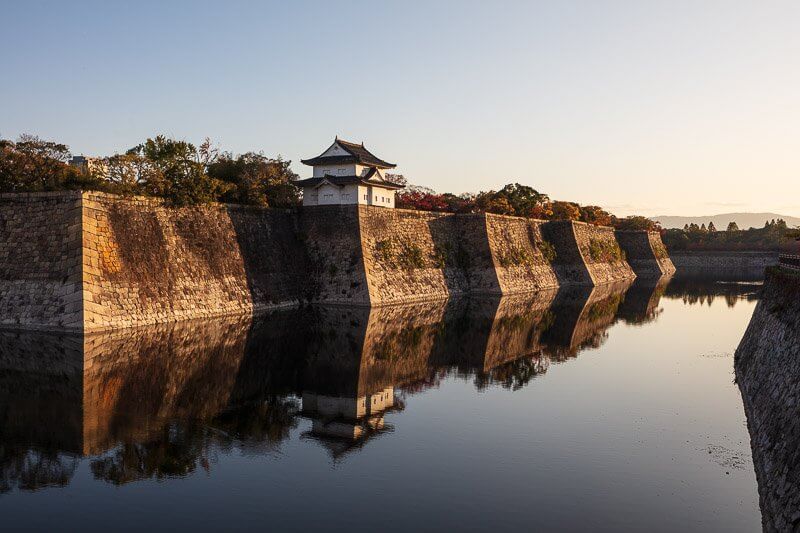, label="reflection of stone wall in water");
[0,331,84,492]
[0,277,674,480]
[735,268,800,532]
[542,280,634,360]
[0,313,305,459]
[615,276,671,325]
